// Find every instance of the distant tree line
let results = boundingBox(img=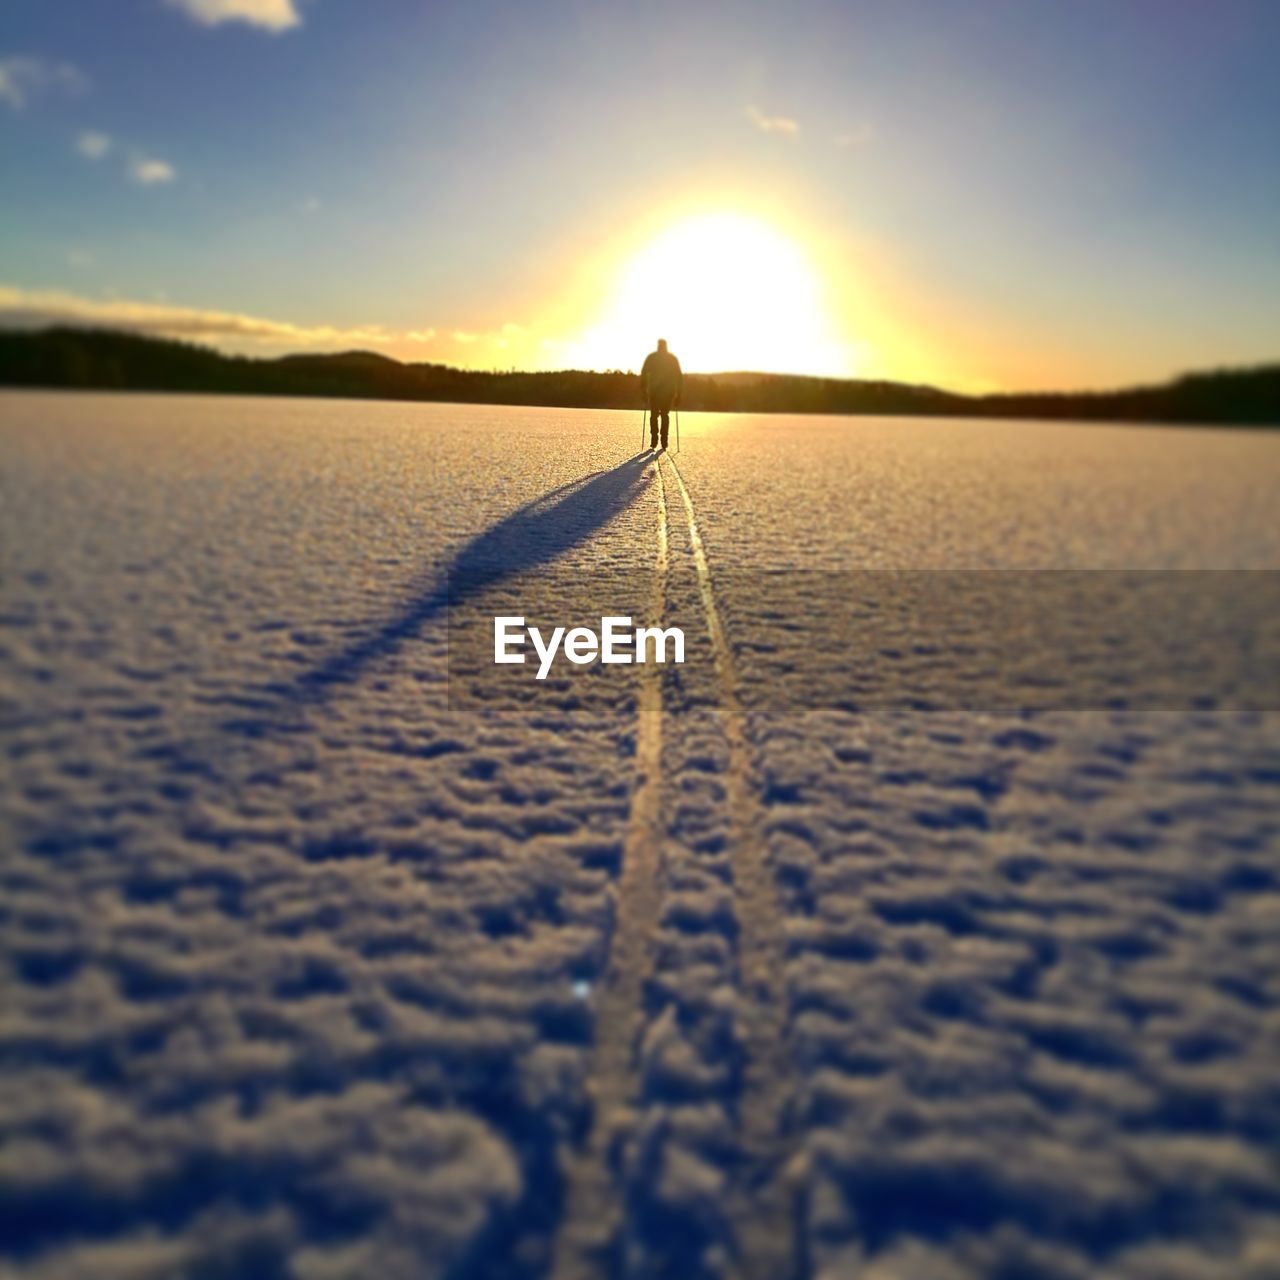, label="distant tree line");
[1,326,1277,425]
